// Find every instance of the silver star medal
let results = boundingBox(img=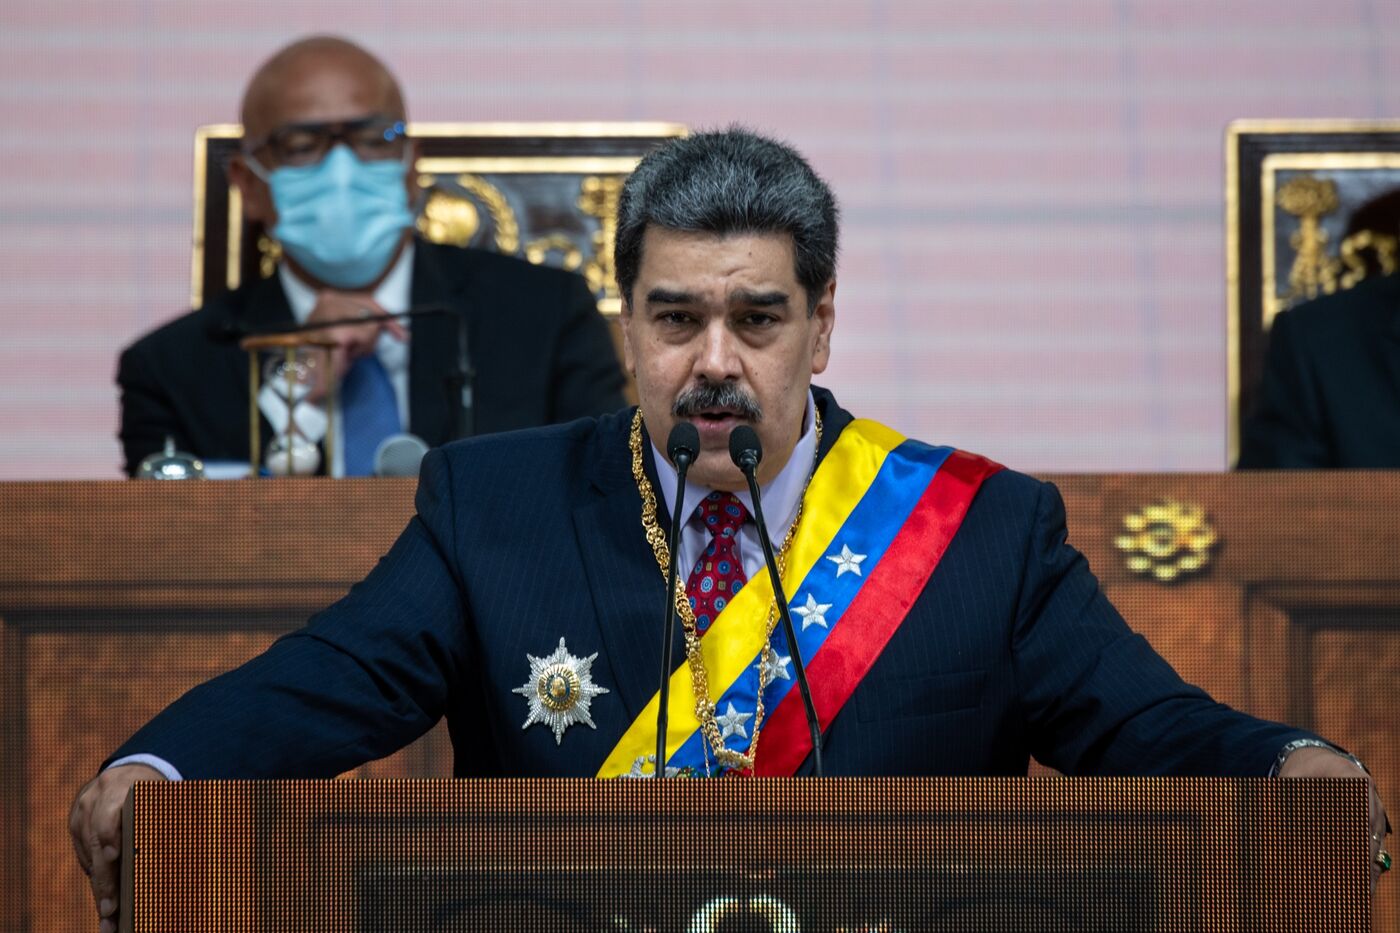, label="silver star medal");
[512,637,609,744]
